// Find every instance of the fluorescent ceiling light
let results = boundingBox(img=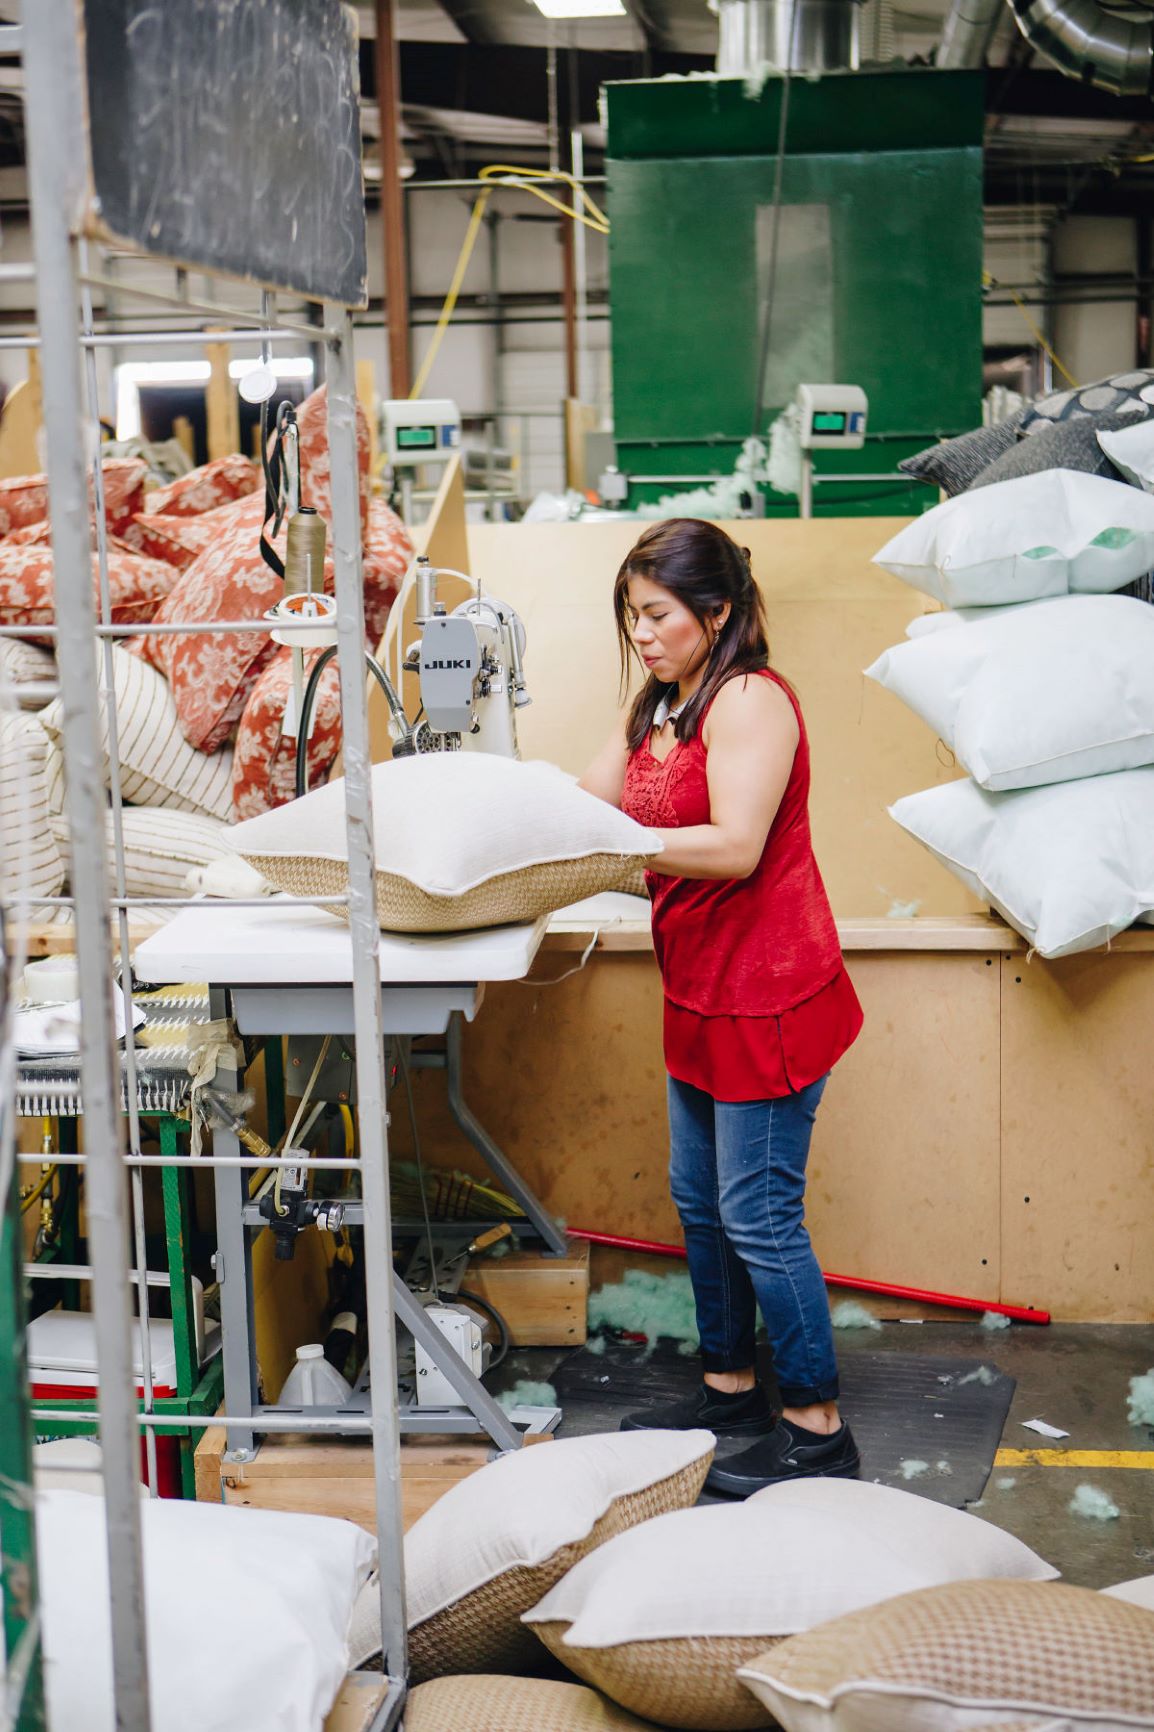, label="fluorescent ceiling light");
[114,357,314,441]
[531,0,626,17]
